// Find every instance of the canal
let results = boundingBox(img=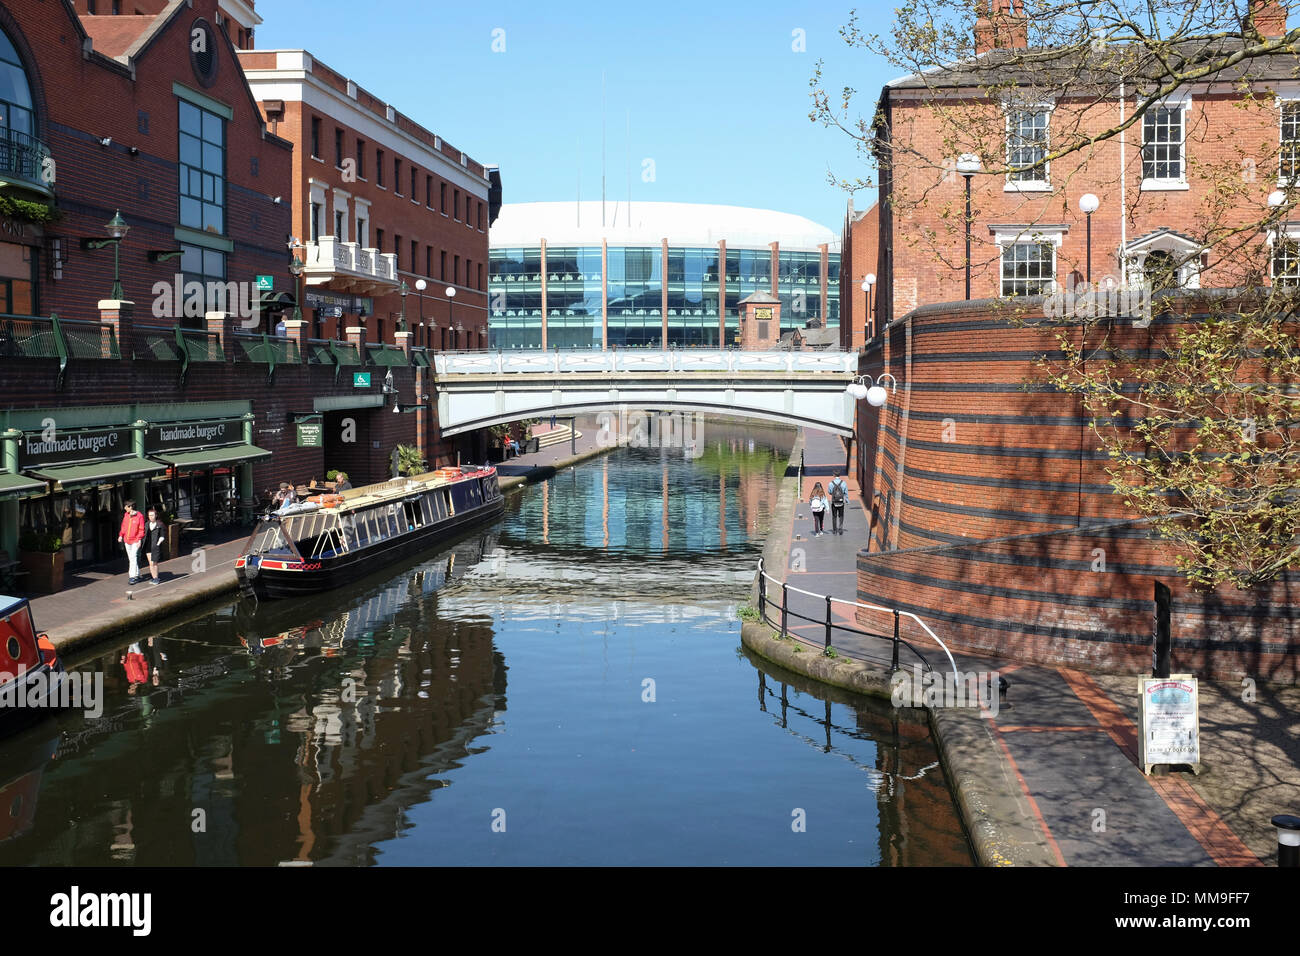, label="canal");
[0,421,972,866]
